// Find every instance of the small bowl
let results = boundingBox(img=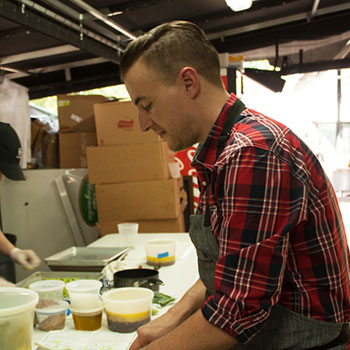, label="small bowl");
[145,239,176,266]
[35,299,69,331]
[29,280,65,300]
